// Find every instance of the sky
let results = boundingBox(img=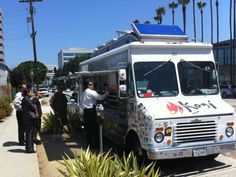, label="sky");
[0,0,233,69]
